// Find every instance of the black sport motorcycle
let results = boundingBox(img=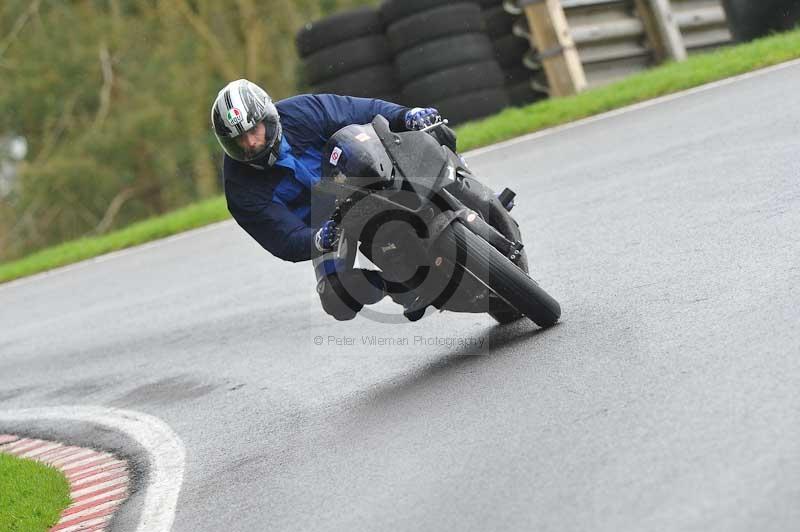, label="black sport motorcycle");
[315,115,561,327]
